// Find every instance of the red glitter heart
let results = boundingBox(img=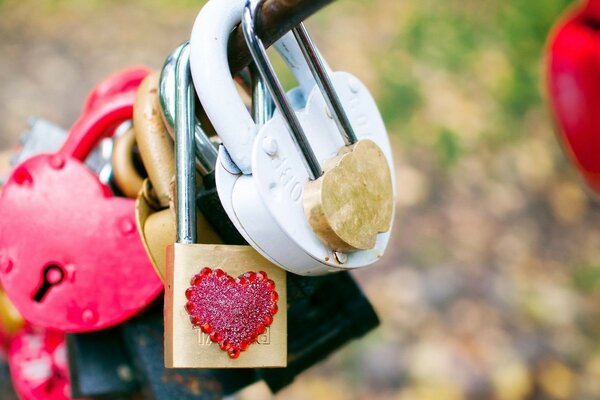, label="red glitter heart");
[185,268,279,359]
